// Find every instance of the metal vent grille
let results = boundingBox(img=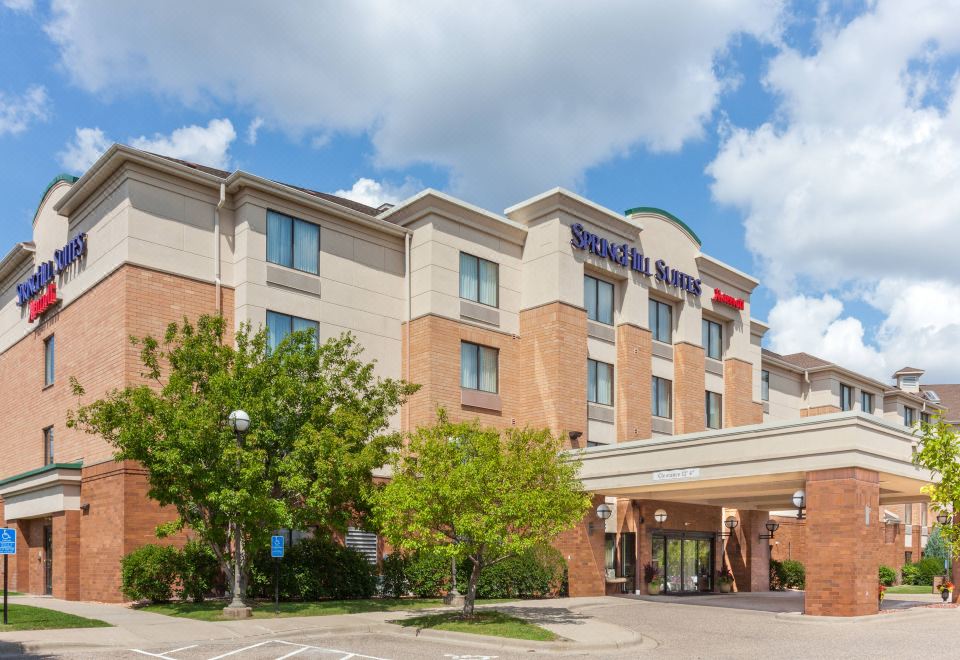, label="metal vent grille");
[345,528,378,564]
